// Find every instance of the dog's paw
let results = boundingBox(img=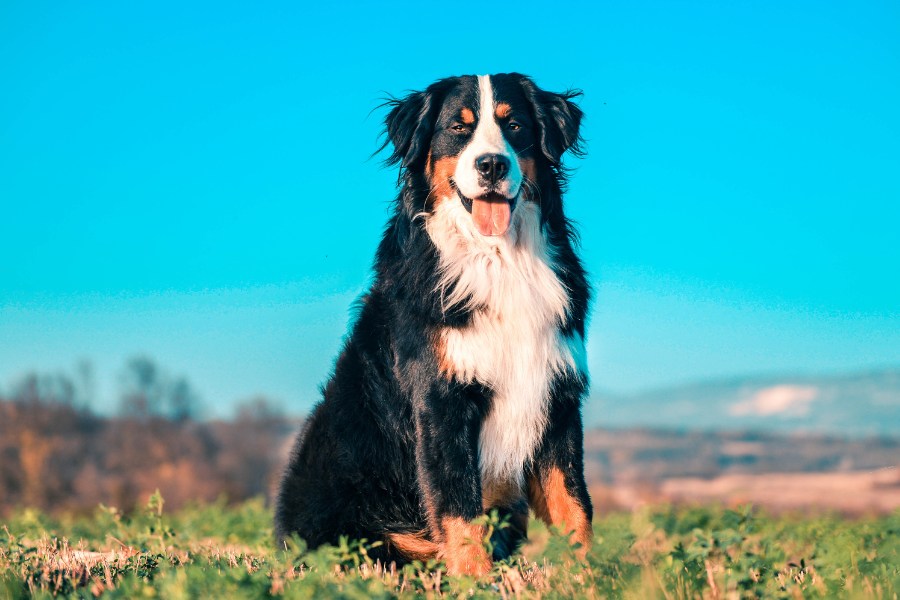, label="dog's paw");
[440,517,492,577]
[571,522,593,561]
[442,544,492,577]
